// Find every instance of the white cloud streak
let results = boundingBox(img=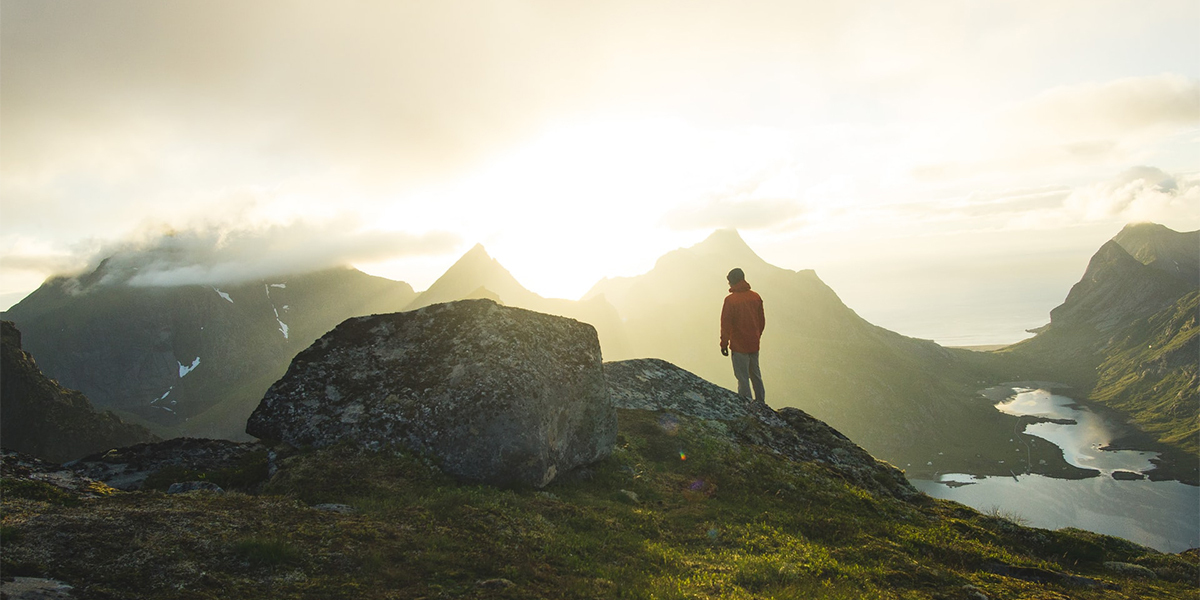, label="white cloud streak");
[1064,167,1200,223]
[68,220,460,288]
